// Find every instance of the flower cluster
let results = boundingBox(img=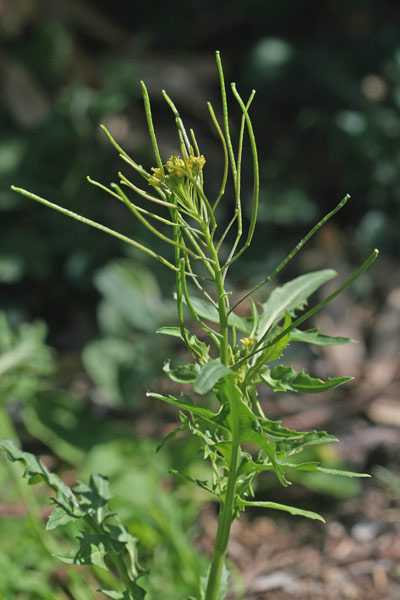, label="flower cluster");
[148,154,206,187]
